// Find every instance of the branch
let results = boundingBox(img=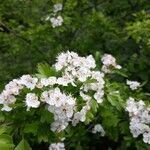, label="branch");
[0,21,51,64]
